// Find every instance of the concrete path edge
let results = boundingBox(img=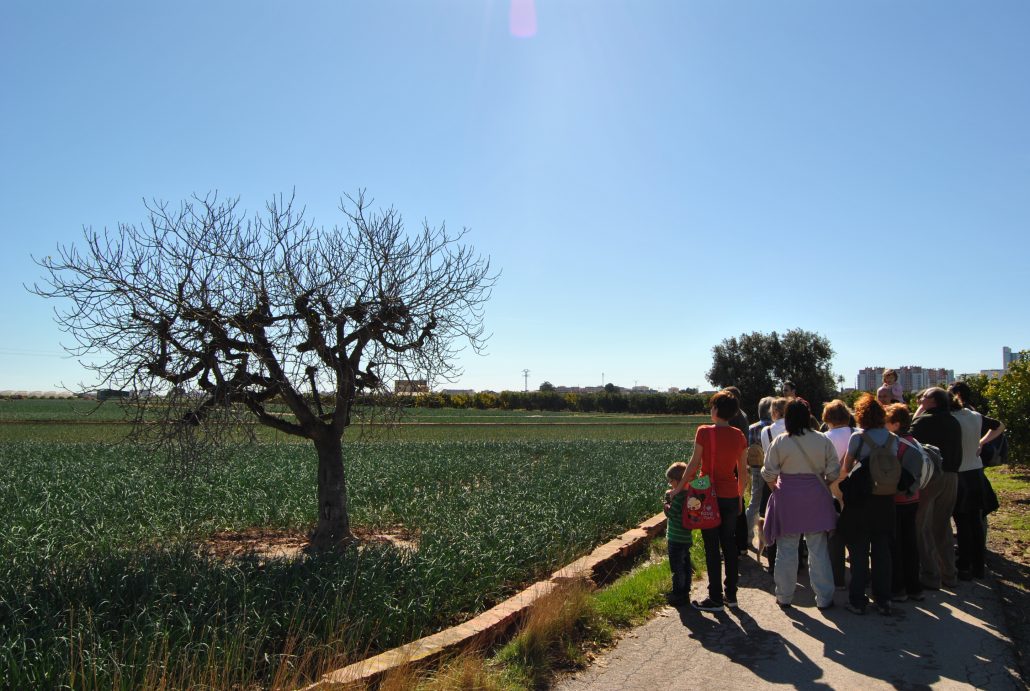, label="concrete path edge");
[303,512,668,689]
